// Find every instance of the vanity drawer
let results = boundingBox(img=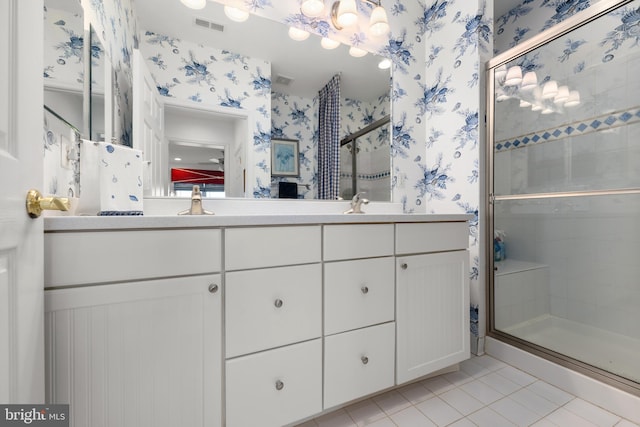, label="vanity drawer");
[225,225,321,271]
[324,257,395,335]
[395,222,468,255]
[225,264,322,358]
[324,322,395,409]
[45,229,222,287]
[226,339,322,427]
[324,224,394,261]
